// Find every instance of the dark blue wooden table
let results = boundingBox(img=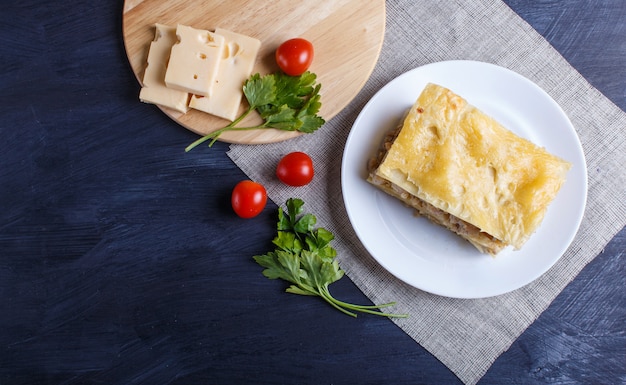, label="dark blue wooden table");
[1,1,624,384]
